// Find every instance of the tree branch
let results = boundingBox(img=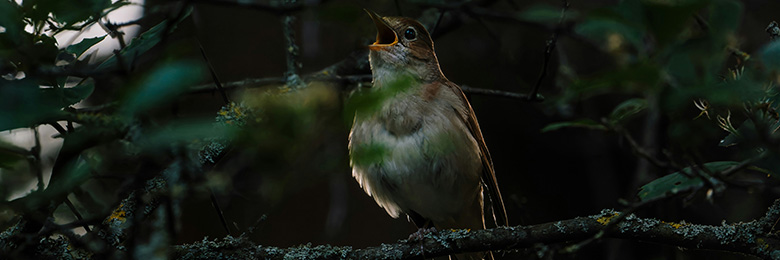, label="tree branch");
[169,199,780,260]
[767,21,779,41]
